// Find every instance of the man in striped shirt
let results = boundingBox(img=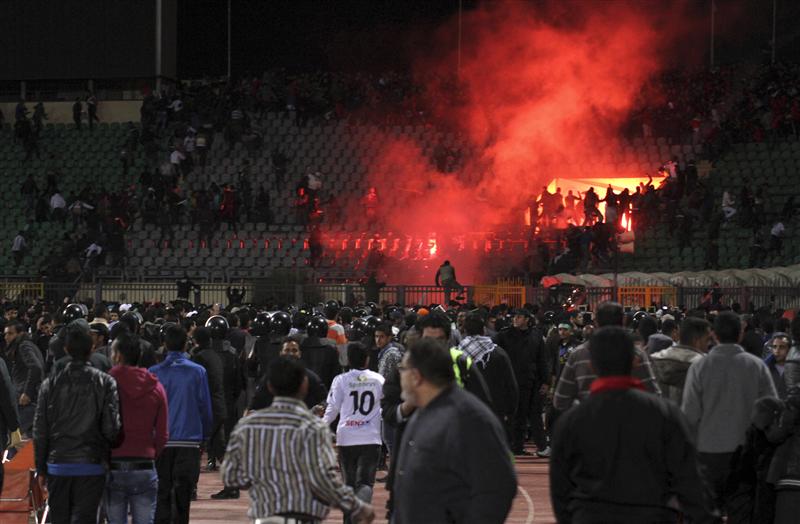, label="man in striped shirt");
[222,356,375,524]
[553,302,661,411]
